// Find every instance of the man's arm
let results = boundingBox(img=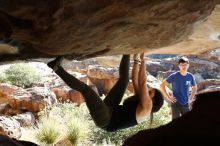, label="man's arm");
[189,74,197,103]
[189,85,197,103]
[160,80,176,103]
